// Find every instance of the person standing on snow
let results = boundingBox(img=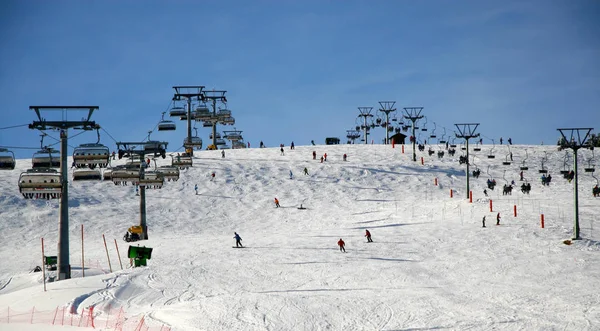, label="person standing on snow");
[482,216,486,228]
[221,150,225,158]
[289,170,293,179]
[496,212,501,225]
[312,151,316,160]
[194,184,198,195]
[303,167,309,175]
[365,230,373,242]
[234,232,243,248]
[280,147,284,156]
[338,238,346,252]
[274,197,280,208]
[291,141,295,150]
